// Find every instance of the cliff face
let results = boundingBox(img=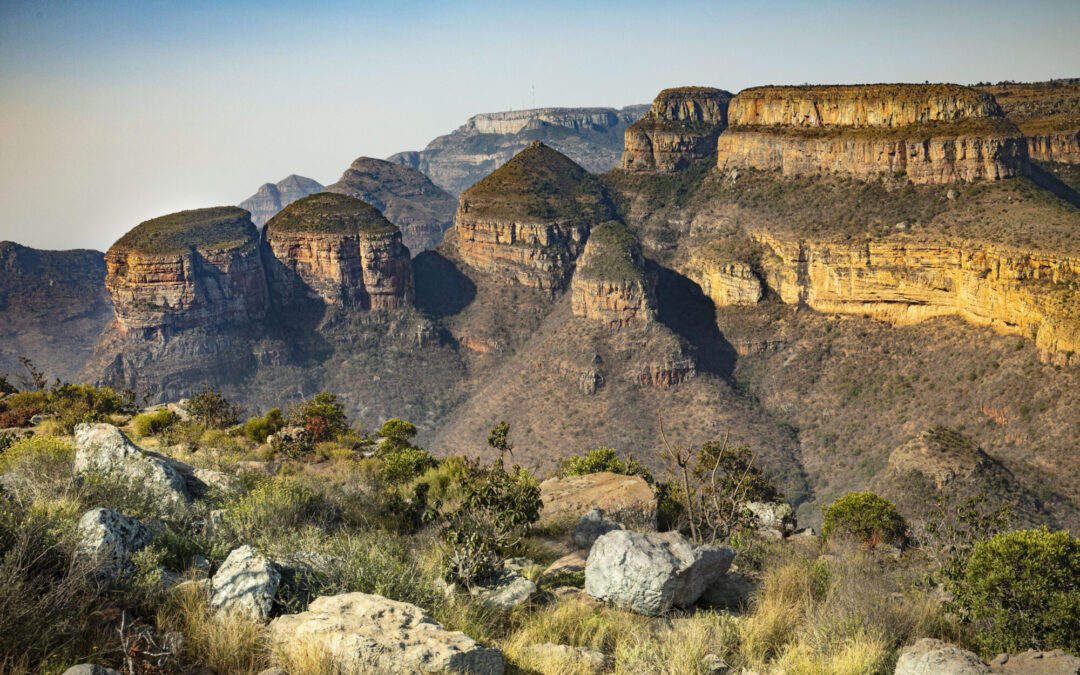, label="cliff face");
[453,142,615,292]
[717,84,1029,184]
[324,157,457,252]
[238,175,324,228]
[743,231,1080,364]
[263,193,413,309]
[388,105,648,195]
[570,221,657,328]
[977,81,1080,164]
[683,259,763,307]
[104,208,268,337]
[621,87,733,172]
